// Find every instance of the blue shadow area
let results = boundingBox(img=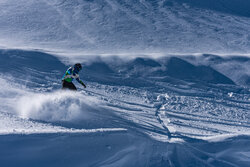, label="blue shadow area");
[171,0,250,18]
[0,50,66,89]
